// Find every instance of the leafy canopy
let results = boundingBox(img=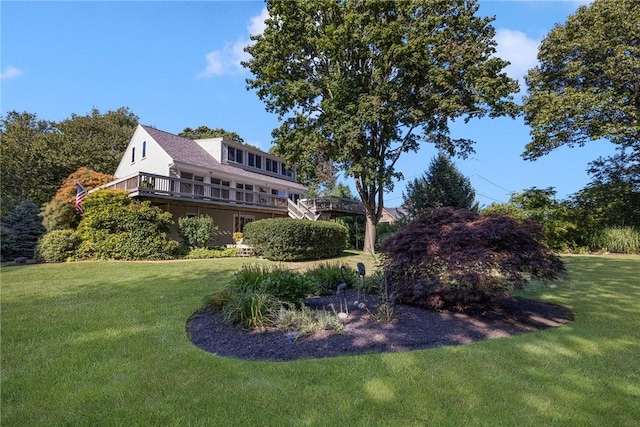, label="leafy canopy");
[244,0,519,253]
[523,0,640,160]
[178,126,245,143]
